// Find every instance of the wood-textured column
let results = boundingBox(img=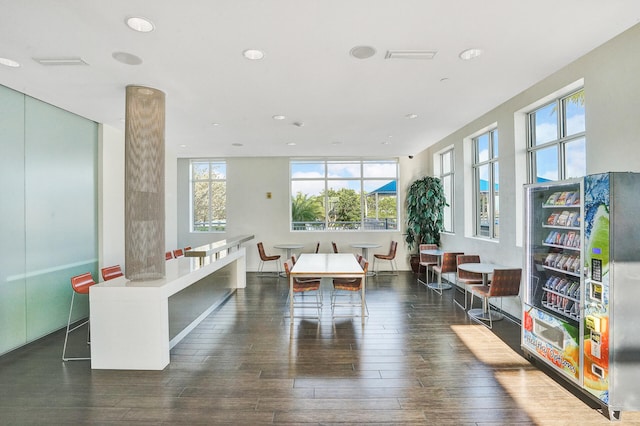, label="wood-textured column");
[125,85,165,280]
